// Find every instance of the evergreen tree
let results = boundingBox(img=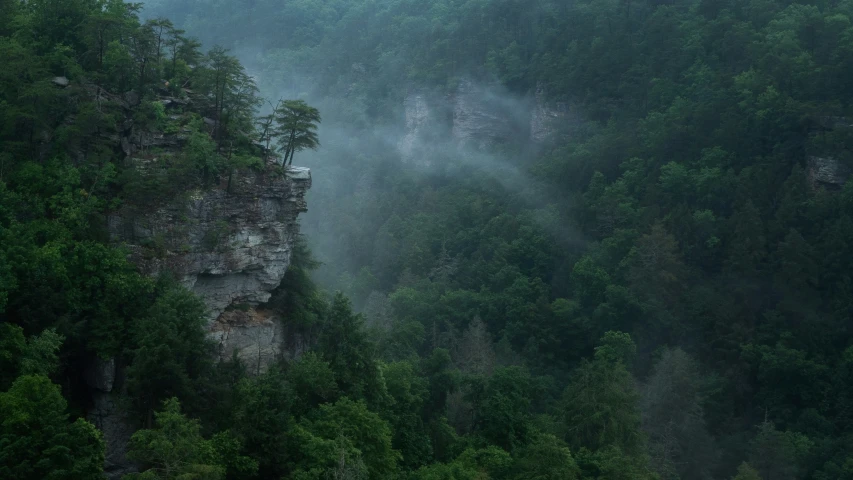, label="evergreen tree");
[0,375,105,480]
[561,332,644,454]
[124,397,257,480]
[274,99,321,166]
